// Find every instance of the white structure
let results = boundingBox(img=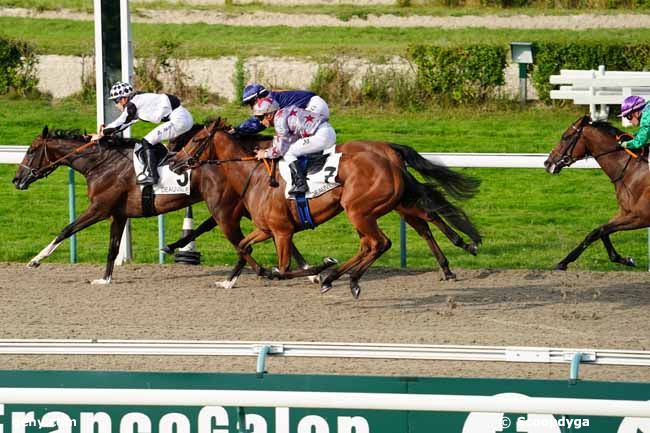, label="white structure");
[550,65,650,122]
